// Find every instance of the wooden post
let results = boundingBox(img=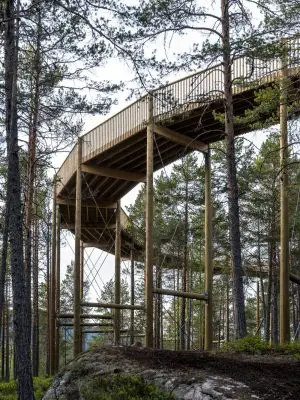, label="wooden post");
[79,241,84,348]
[114,200,121,345]
[204,148,213,351]
[256,280,260,335]
[145,93,154,347]
[279,42,290,344]
[74,138,82,356]
[46,212,51,375]
[55,208,61,372]
[130,248,135,345]
[50,182,57,374]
